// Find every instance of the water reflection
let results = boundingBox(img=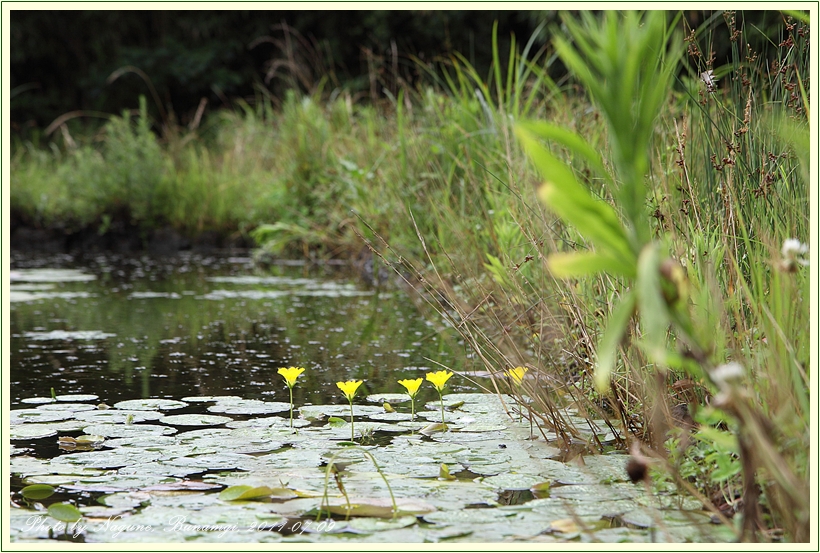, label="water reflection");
[10,252,468,407]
